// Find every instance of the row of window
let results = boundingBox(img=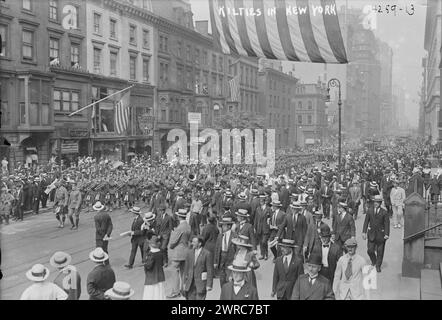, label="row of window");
[93,47,149,82]
[268,113,314,127]
[93,12,150,49]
